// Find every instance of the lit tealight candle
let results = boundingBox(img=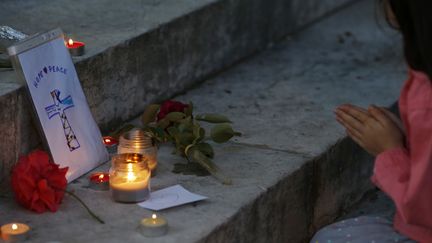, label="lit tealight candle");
[1,223,30,242]
[138,214,168,237]
[89,172,110,191]
[103,136,119,154]
[65,38,85,56]
[103,136,118,147]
